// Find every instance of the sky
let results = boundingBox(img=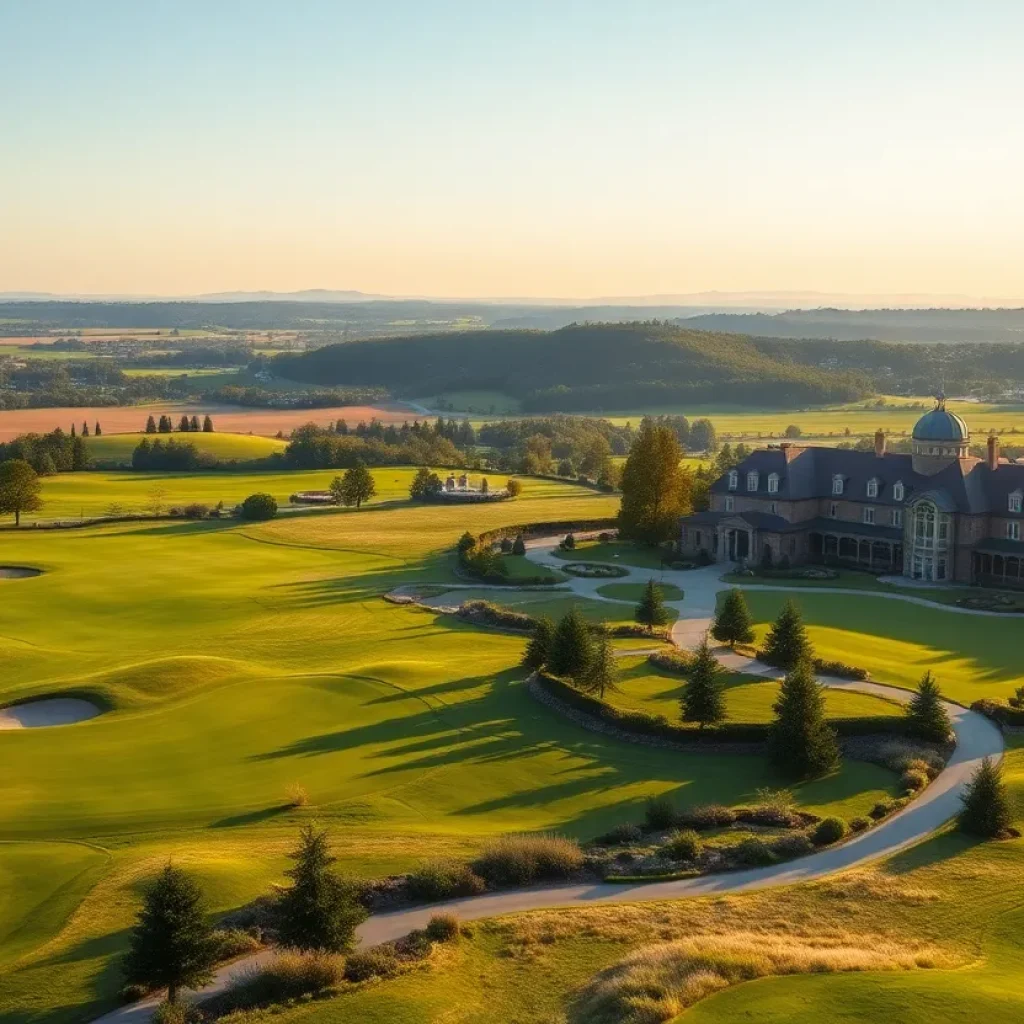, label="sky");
[2,0,1024,300]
